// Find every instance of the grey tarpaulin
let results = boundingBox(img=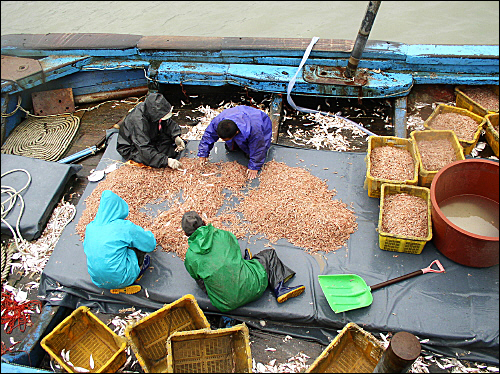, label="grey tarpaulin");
[38,132,499,364]
[1,154,81,241]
